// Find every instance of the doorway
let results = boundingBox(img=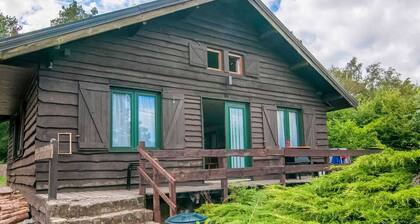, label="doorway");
[202,99,251,169]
